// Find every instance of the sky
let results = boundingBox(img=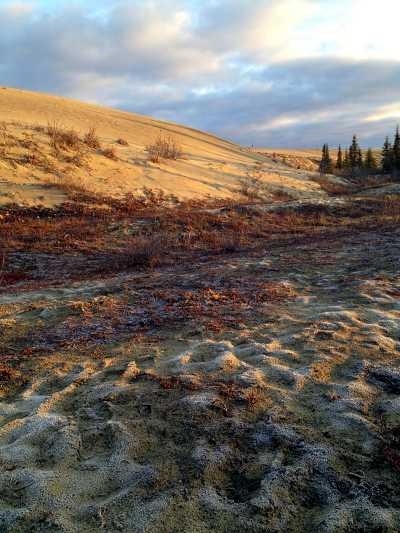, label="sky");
[0,0,400,147]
